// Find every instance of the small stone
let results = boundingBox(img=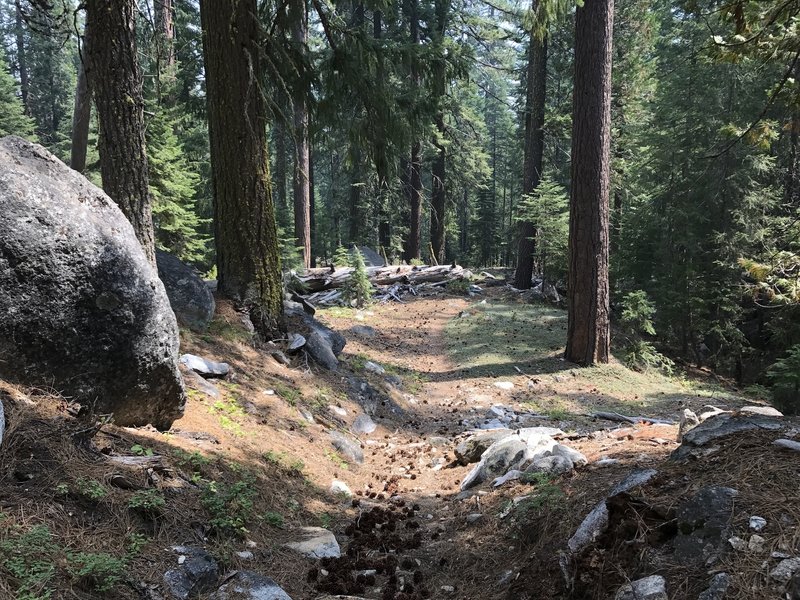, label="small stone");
[209,571,291,600]
[770,558,800,583]
[285,527,340,559]
[235,551,254,560]
[466,513,483,524]
[773,439,800,453]
[441,585,455,593]
[497,570,515,586]
[594,458,620,467]
[749,516,767,532]
[494,381,514,390]
[698,572,730,600]
[262,389,275,395]
[740,406,783,417]
[614,575,667,600]
[180,354,230,378]
[288,333,306,351]
[748,534,766,552]
[329,405,347,417]
[364,361,385,375]
[330,480,353,497]
[351,414,377,435]
[728,536,747,551]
